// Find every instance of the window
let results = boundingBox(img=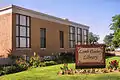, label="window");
[83,29,88,44]
[77,27,82,44]
[60,31,64,48]
[69,26,75,48]
[40,28,46,48]
[16,14,31,48]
